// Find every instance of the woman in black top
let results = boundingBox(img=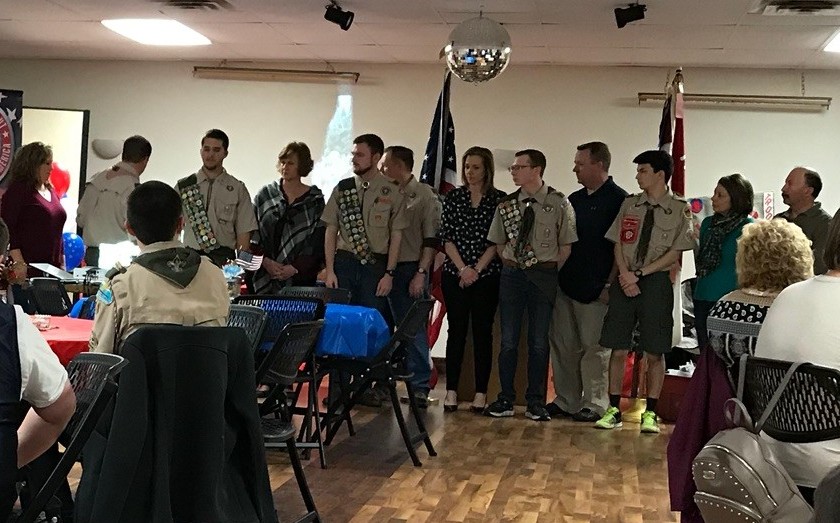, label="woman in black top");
[439,146,505,413]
